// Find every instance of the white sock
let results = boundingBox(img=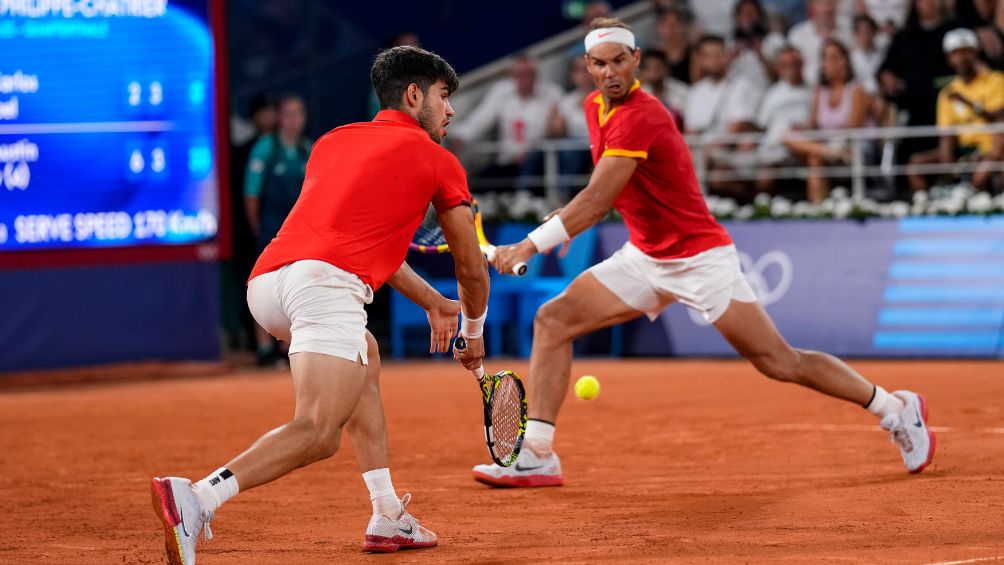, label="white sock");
[525,419,555,454]
[362,468,400,518]
[191,467,239,513]
[865,386,904,419]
